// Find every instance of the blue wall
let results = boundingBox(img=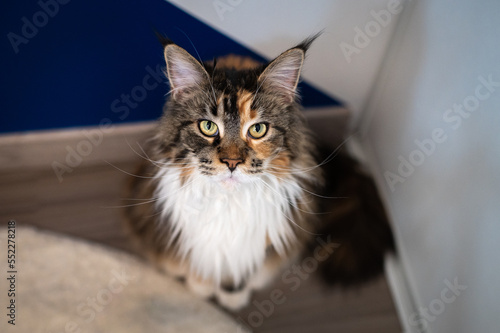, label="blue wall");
[0,0,341,133]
